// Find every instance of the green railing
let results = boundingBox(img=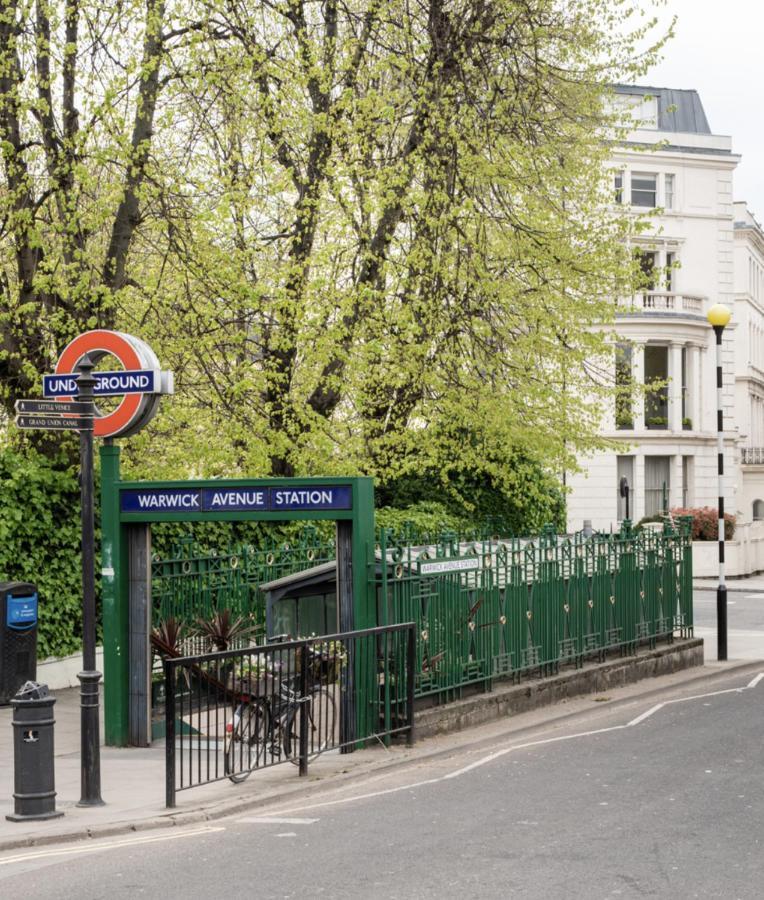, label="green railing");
[152,518,694,711]
[378,518,693,702]
[151,527,336,634]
